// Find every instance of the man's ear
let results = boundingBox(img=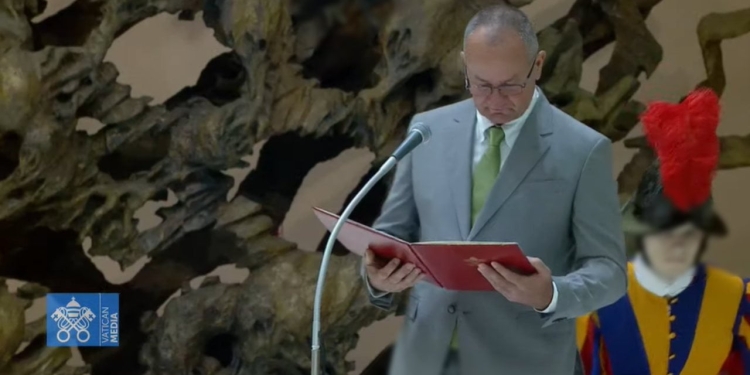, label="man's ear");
[459,51,469,88]
[535,50,546,80]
